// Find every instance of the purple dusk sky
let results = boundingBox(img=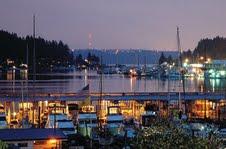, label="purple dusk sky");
[1,0,226,51]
